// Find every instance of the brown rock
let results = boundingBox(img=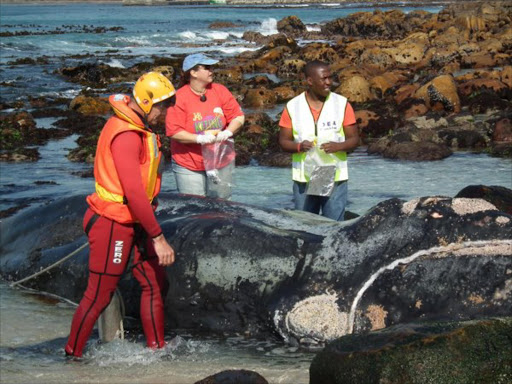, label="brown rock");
[432,26,469,48]
[441,61,460,75]
[455,15,487,32]
[394,84,420,105]
[257,152,291,167]
[415,75,461,113]
[242,31,268,45]
[69,96,111,116]
[259,46,292,62]
[247,124,264,135]
[458,78,508,97]
[385,42,426,66]
[208,21,240,29]
[0,148,40,162]
[354,105,400,140]
[242,32,296,48]
[427,46,460,68]
[344,39,383,58]
[493,118,512,143]
[461,52,499,68]
[500,66,512,88]
[354,110,379,130]
[273,86,298,103]
[330,58,355,74]
[301,43,339,63]
[404,103,429,119]
[151,65,175,81]
[359,47,394,72]
[236,112,280,165]
[243,87,277,108]
[336,76,373,103]
[370,72,406,98]
[276,59,306,78]
[481,38,503,53]
[277,15,307,37]
[214,67,243,84]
